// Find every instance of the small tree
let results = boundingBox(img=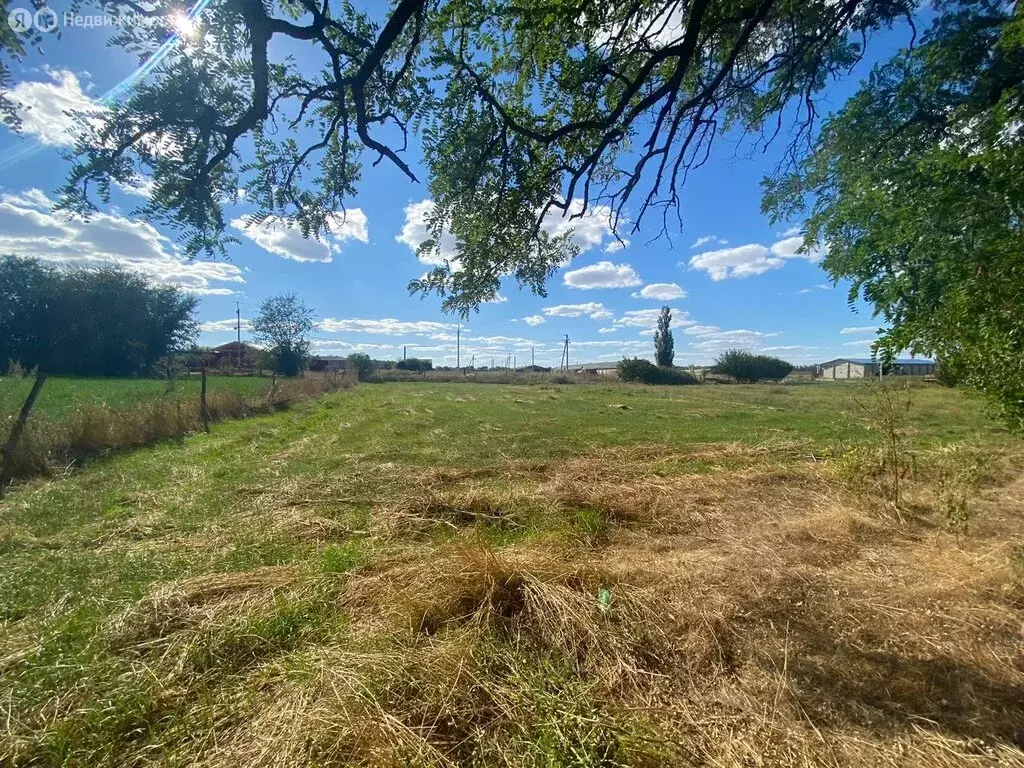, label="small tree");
[348,353,374,381]
[251,293,315,377]
[0,256,197,493]
[654,306,674,367]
